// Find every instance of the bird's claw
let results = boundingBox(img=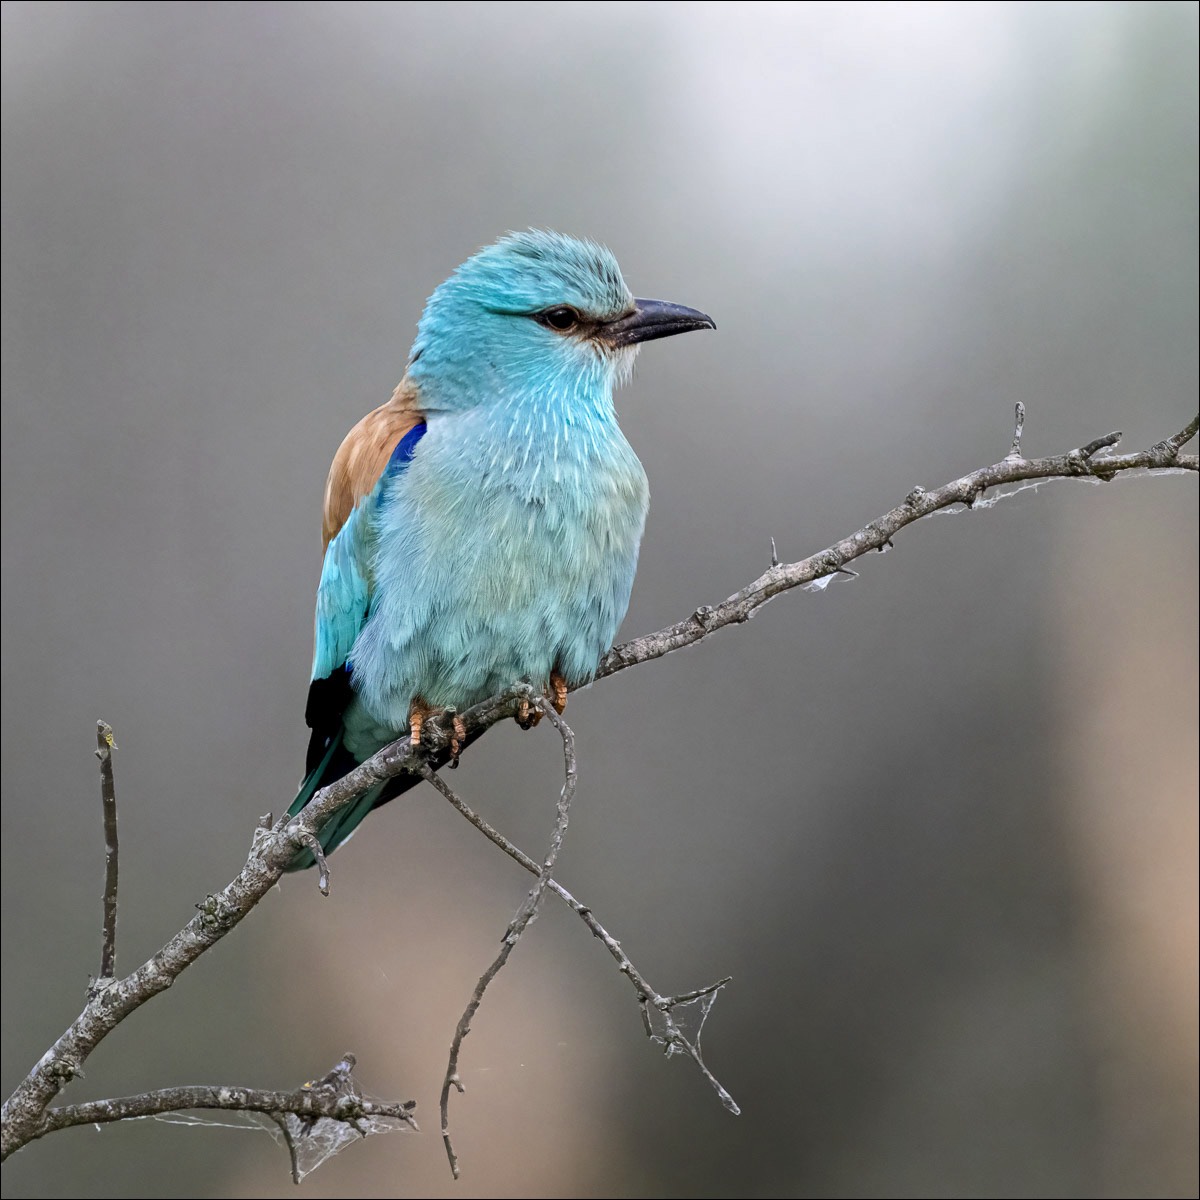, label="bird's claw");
[410,699,467,766]
[449,713,466,768]
[515,672,567,730]
[409,702,429,750]
[515,697,540,730]
[549,671,568,715]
